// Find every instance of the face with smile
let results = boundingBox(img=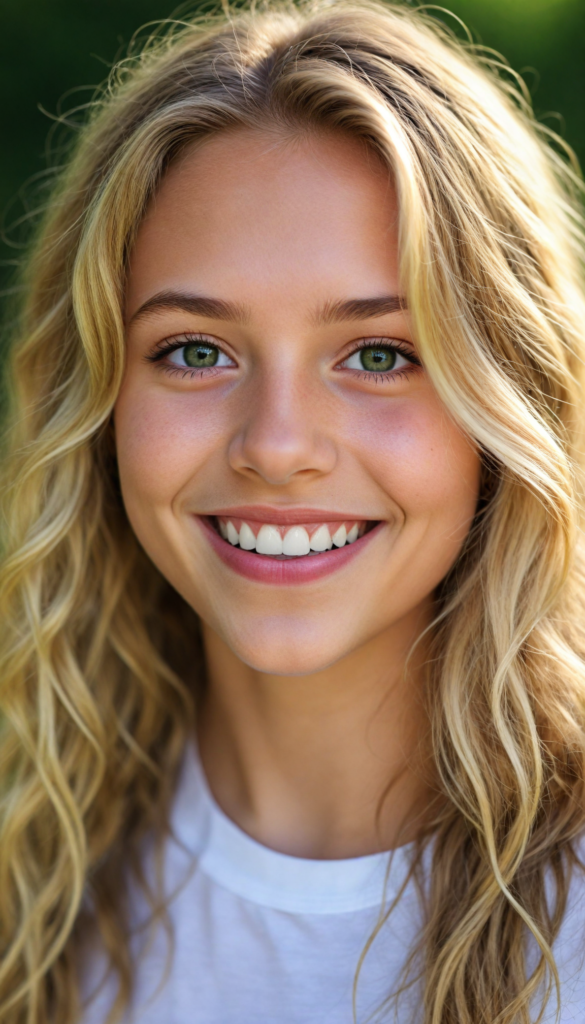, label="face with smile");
[117,130,481,676]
